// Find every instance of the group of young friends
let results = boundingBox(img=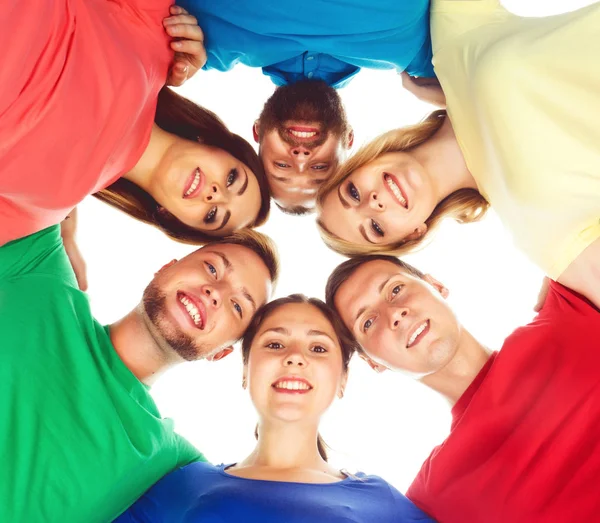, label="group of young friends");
[1,0,599,521]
